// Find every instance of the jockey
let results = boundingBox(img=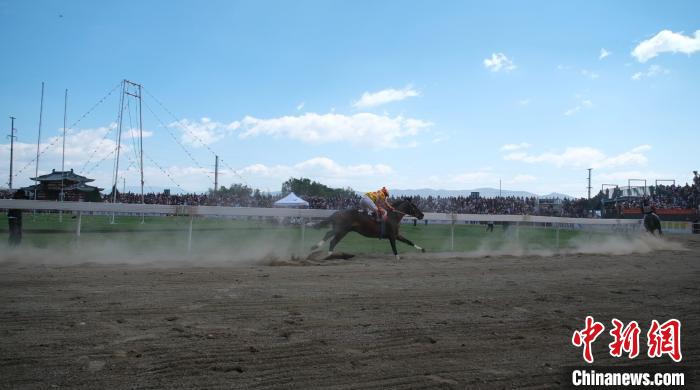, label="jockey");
[640,197,656,215]
[360,186,395,221]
